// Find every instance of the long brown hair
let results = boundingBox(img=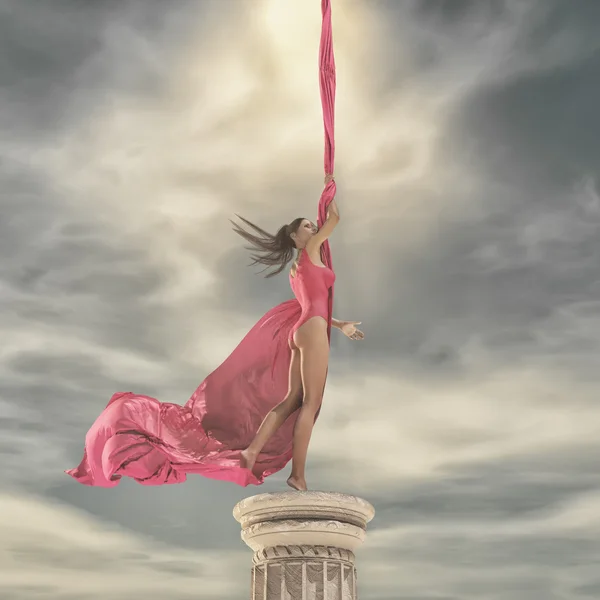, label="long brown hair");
[231,214,305,277]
